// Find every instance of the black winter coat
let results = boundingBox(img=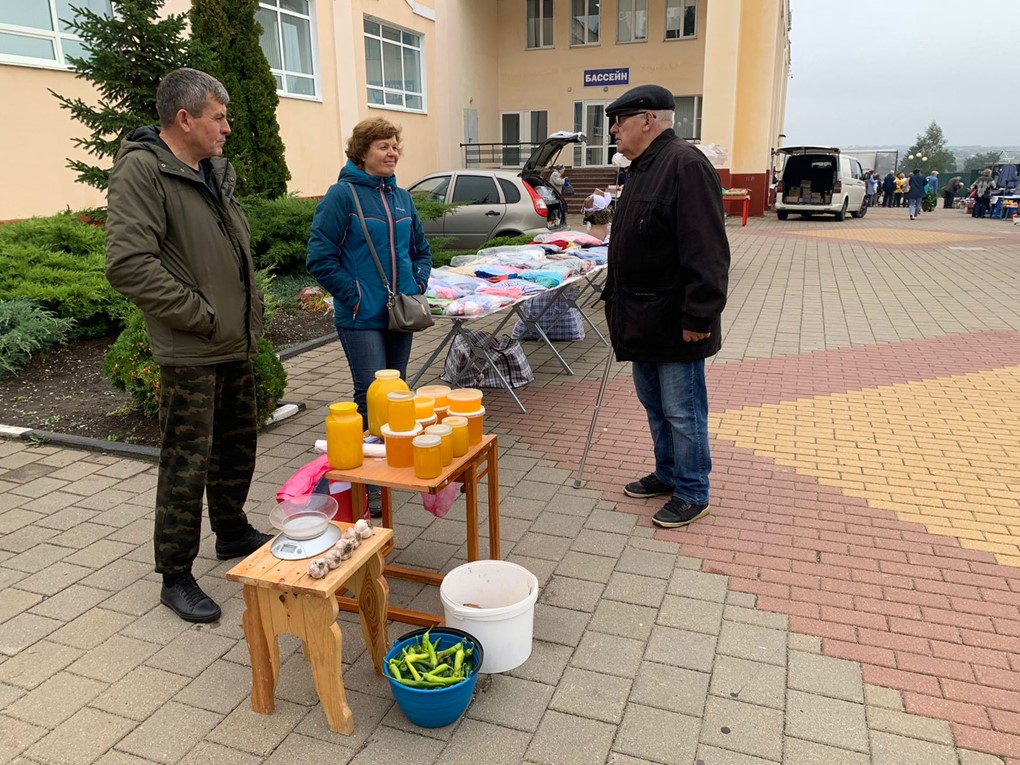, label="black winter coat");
[602,130,730,362]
